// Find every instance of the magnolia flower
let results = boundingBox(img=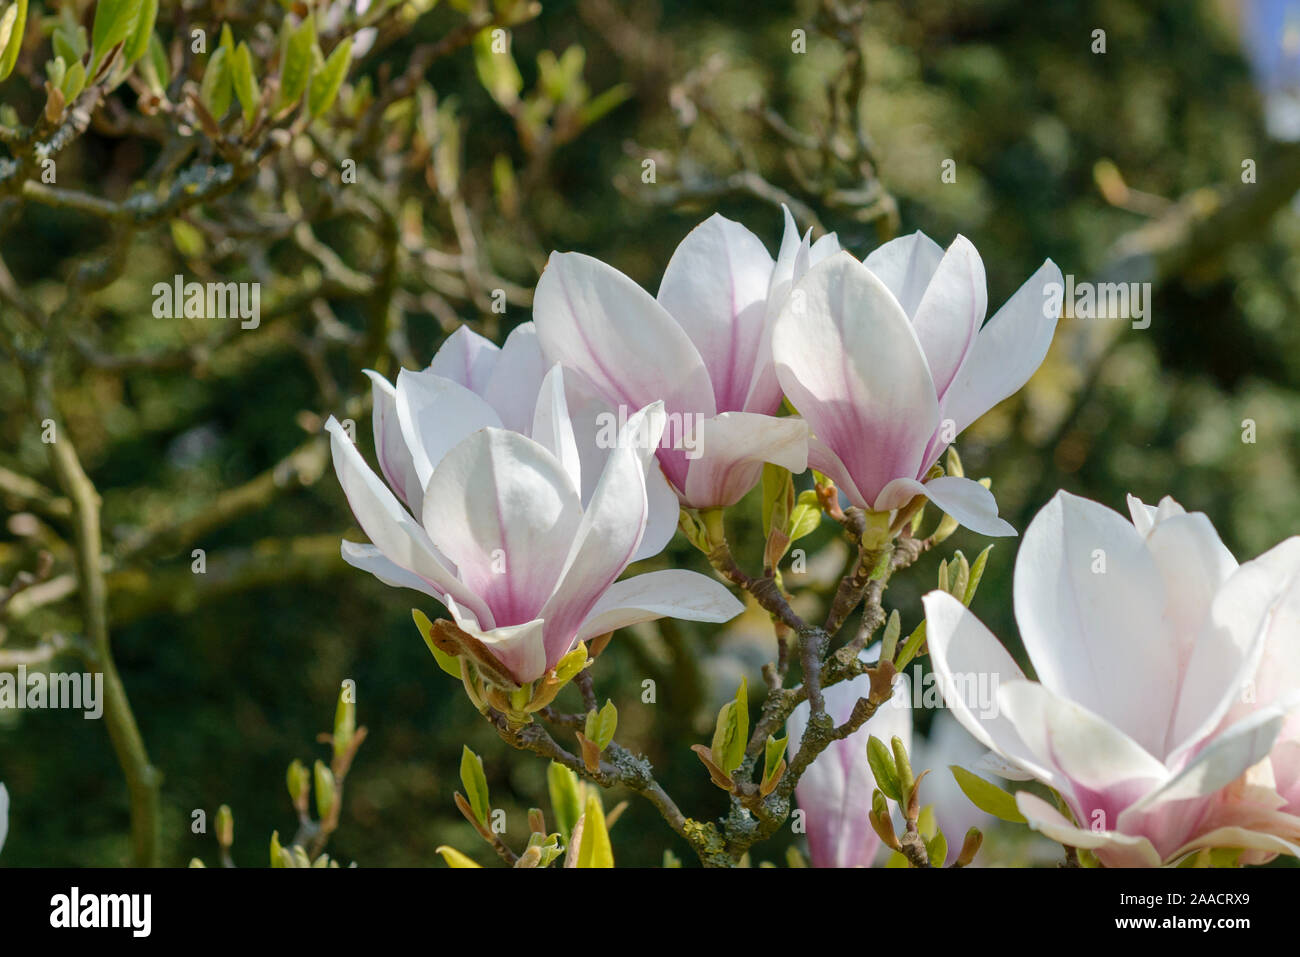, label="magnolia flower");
[924,490,1300,866]
[364,322,679,562]
[533,210,824,508]
[0,782,7,856]
[773,234,1063,536]
[786,671,912,867]
[328,375,743,685]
